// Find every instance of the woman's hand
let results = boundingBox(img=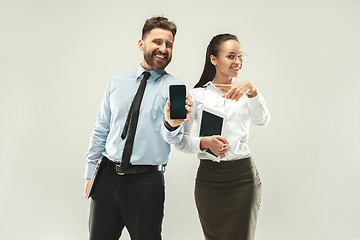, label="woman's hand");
[200,135,229,157]
[215,81,257,101]
[164,95,193,127]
